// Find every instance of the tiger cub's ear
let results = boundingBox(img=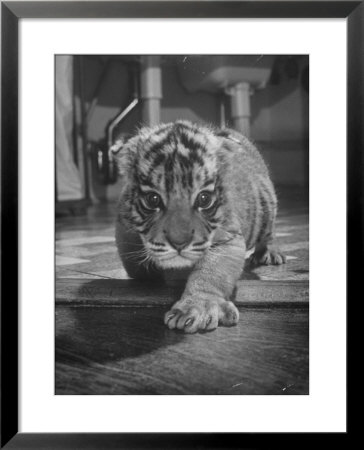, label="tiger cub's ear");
[110,133,137,178]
